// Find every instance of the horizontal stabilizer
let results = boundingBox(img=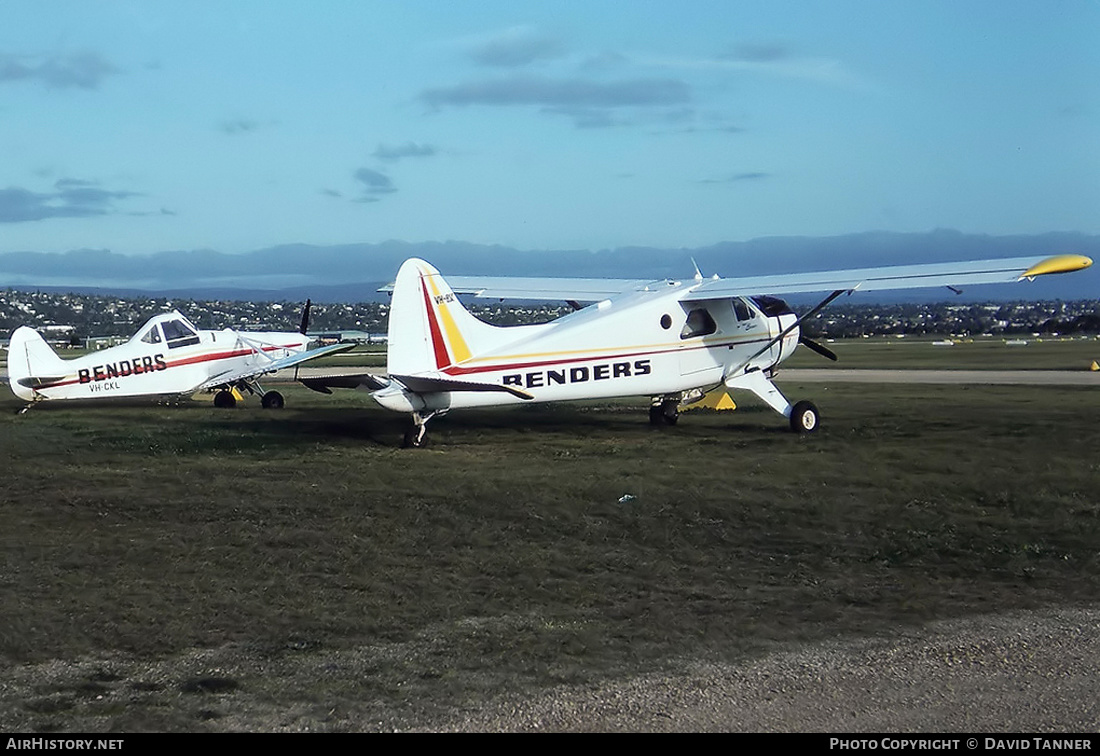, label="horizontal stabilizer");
[300,372,390,393]
[16,375,69,389]
[392,374,534,400]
